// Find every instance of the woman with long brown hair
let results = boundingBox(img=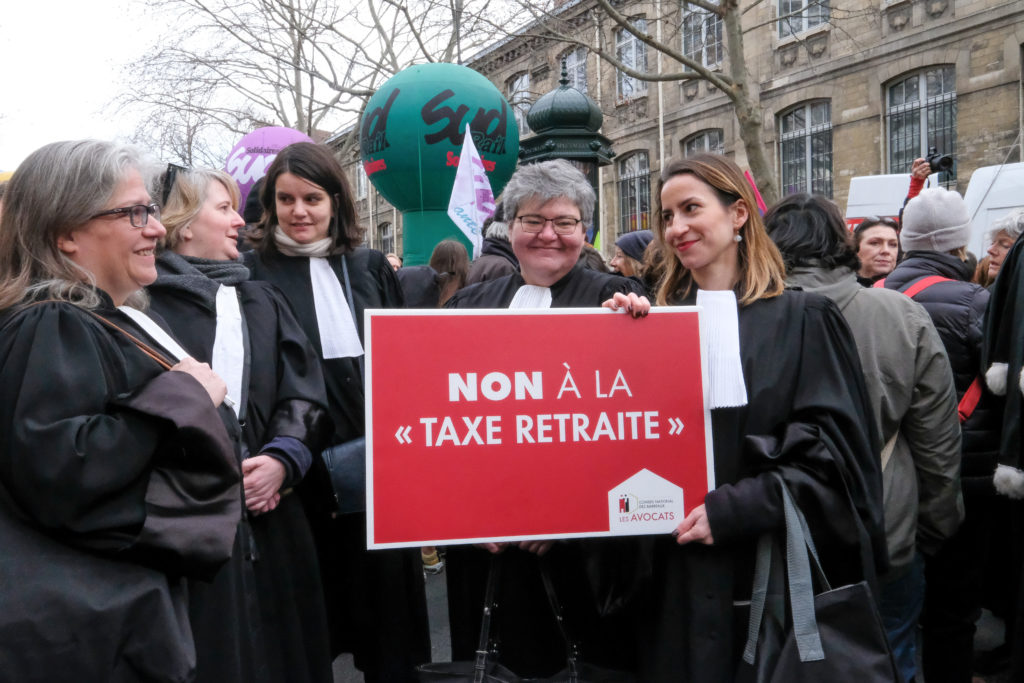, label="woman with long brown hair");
[243,142,428,682]
[636,154,886,680]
